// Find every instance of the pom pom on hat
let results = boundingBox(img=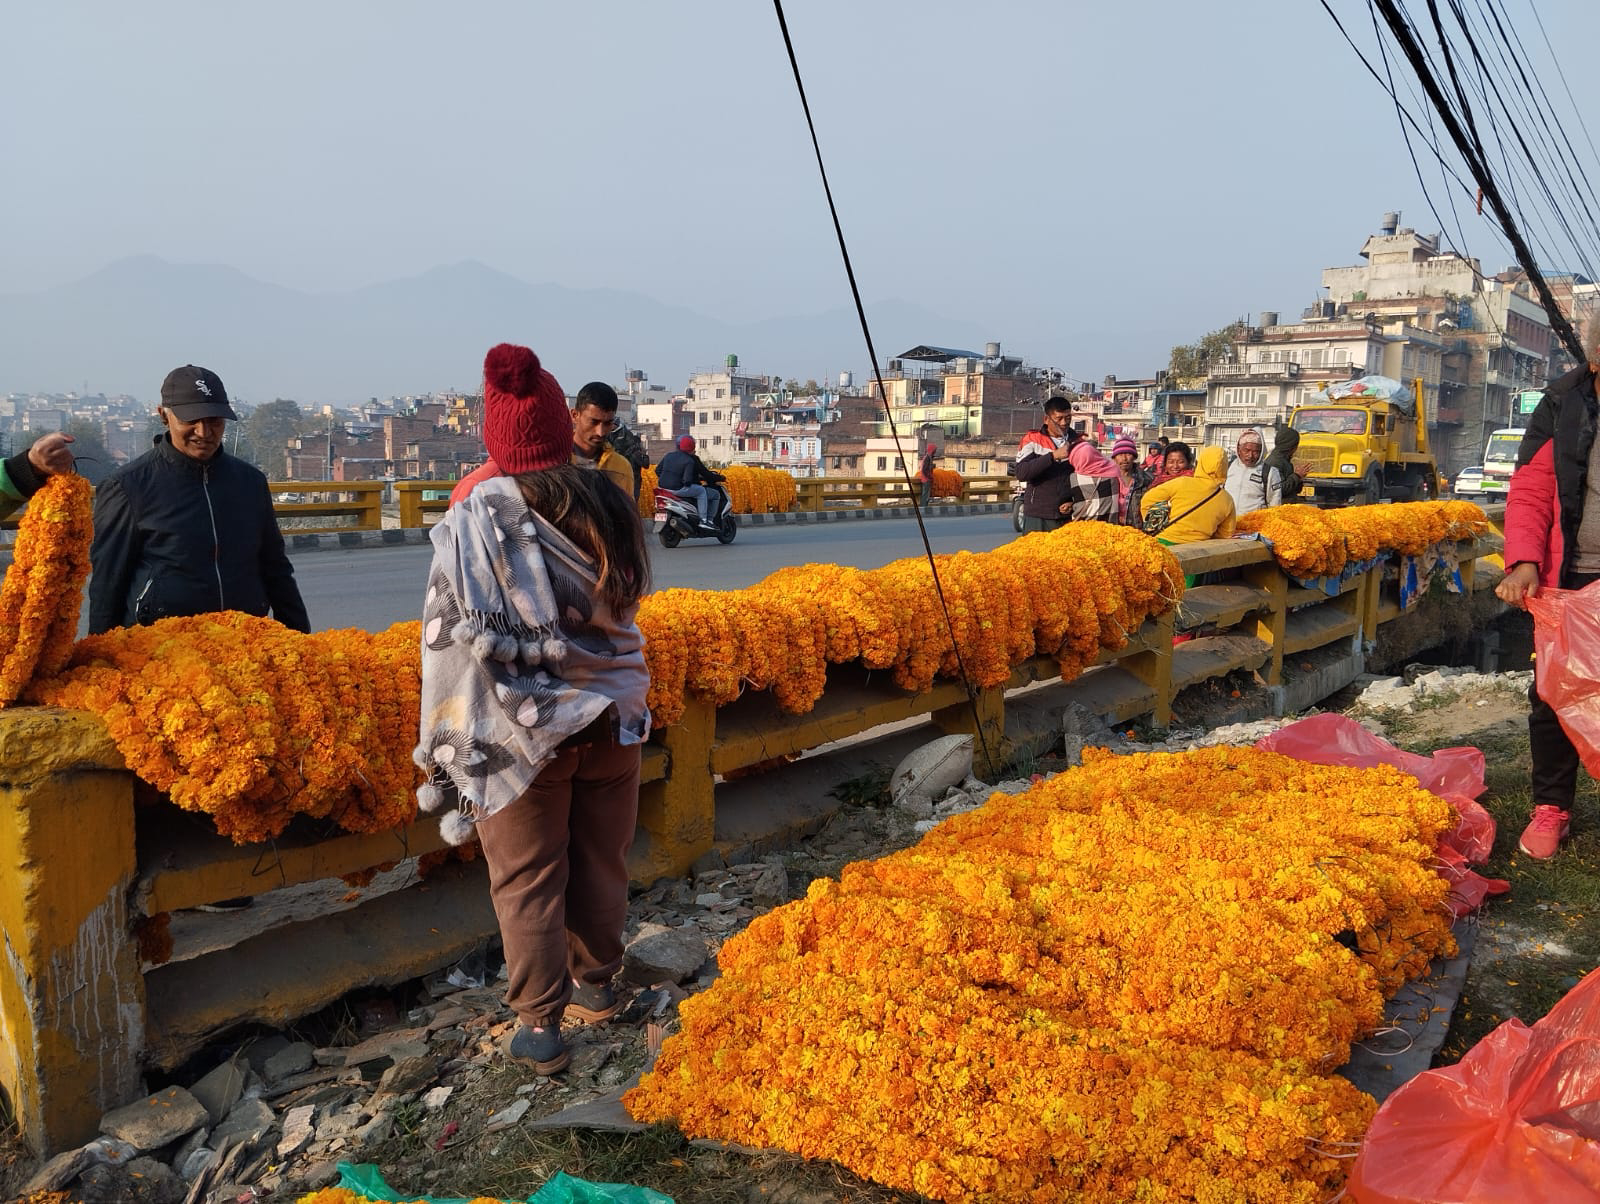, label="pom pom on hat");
[481,342,572,473]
